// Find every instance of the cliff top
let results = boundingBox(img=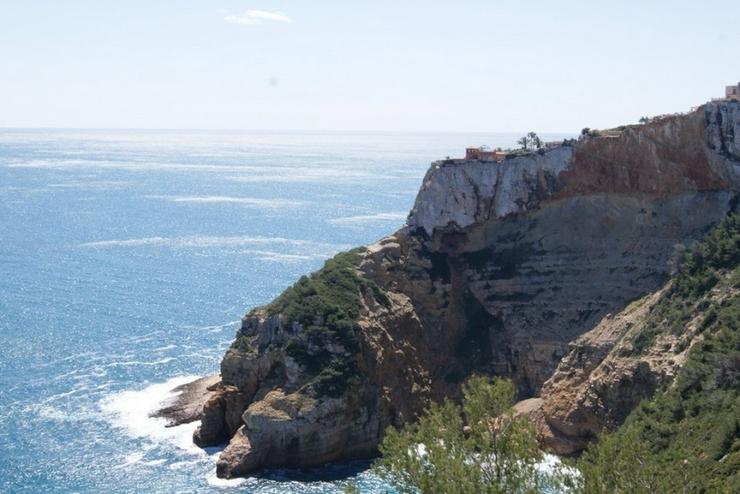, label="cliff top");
[408,101,740,237]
